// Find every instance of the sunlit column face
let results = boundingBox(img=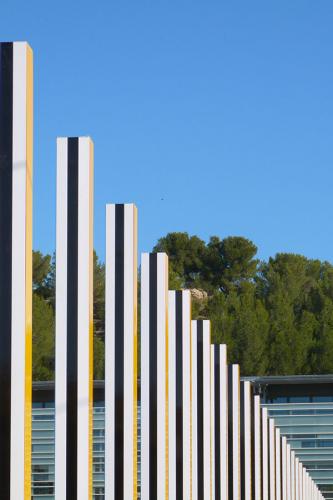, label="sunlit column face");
[105,204,138,500]
[141,253,169,500]
[191,320,211,500]
[276,428,281,500]
[269,418,276,500]
[261,408,269,500]
[55,137,94,500]
[228,364,241,500]
[211,344,227,500]
[253,395,262,500]
[240,380,253,500]
[168,290,191,500]
[0,41,33,500]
